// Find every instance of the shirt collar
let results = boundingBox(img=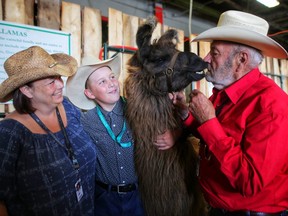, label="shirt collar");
[98,97,125,117]
[223,68,261,104]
